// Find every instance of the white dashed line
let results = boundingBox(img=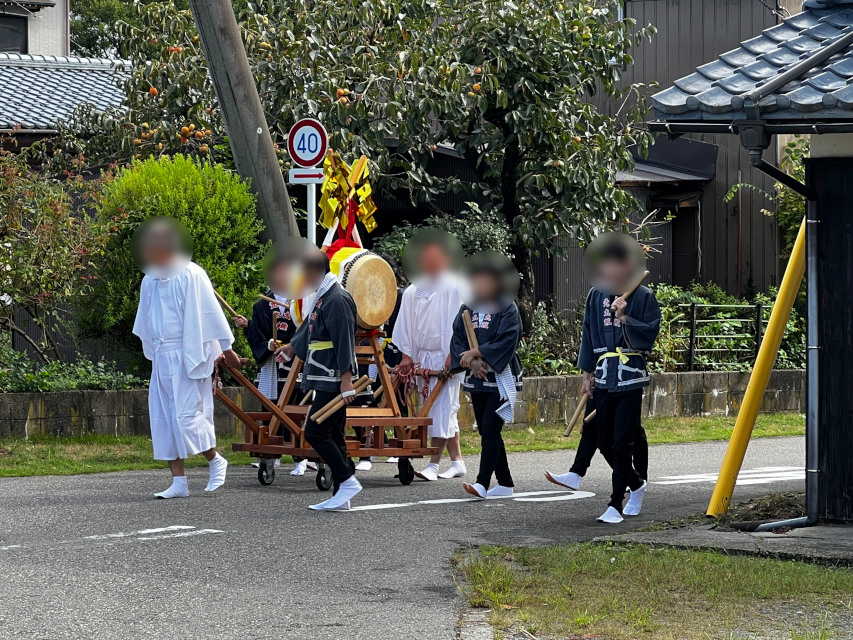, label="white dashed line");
[654,466,804,486]
[137,529,224,541]
[348,489,595,511]
[82,526,196,540]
